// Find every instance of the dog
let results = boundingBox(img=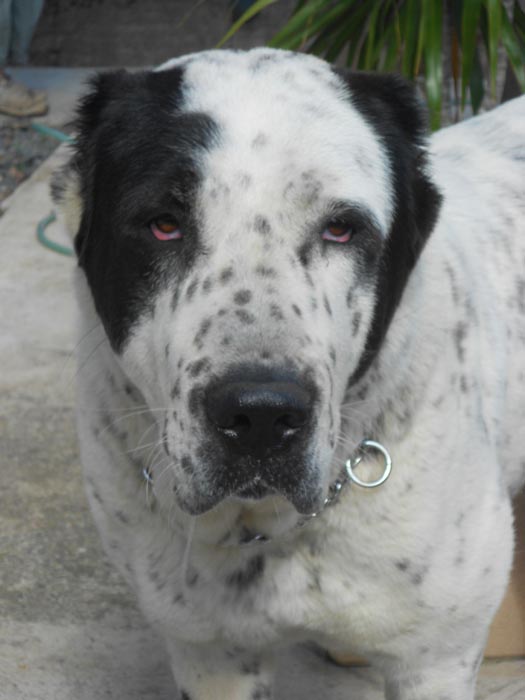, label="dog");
[53,48,525,699]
